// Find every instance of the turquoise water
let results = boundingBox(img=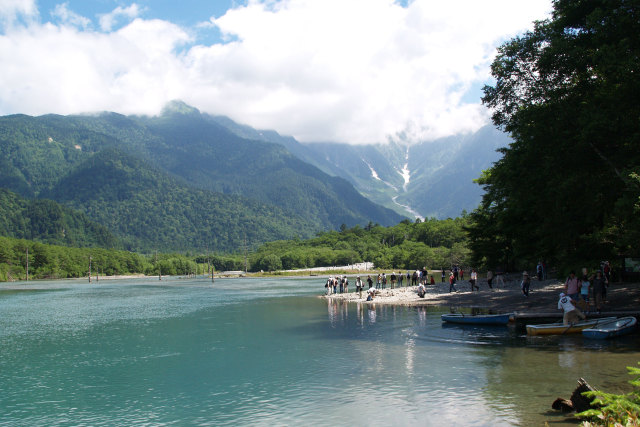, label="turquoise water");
[1,277,639,426]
